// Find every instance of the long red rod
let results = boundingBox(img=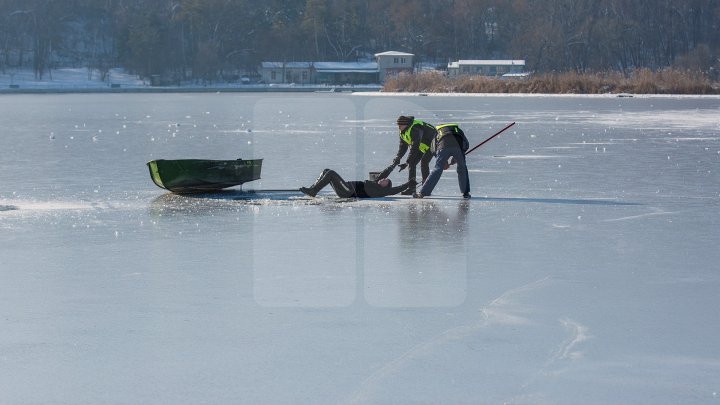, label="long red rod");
[465,122,516,156]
